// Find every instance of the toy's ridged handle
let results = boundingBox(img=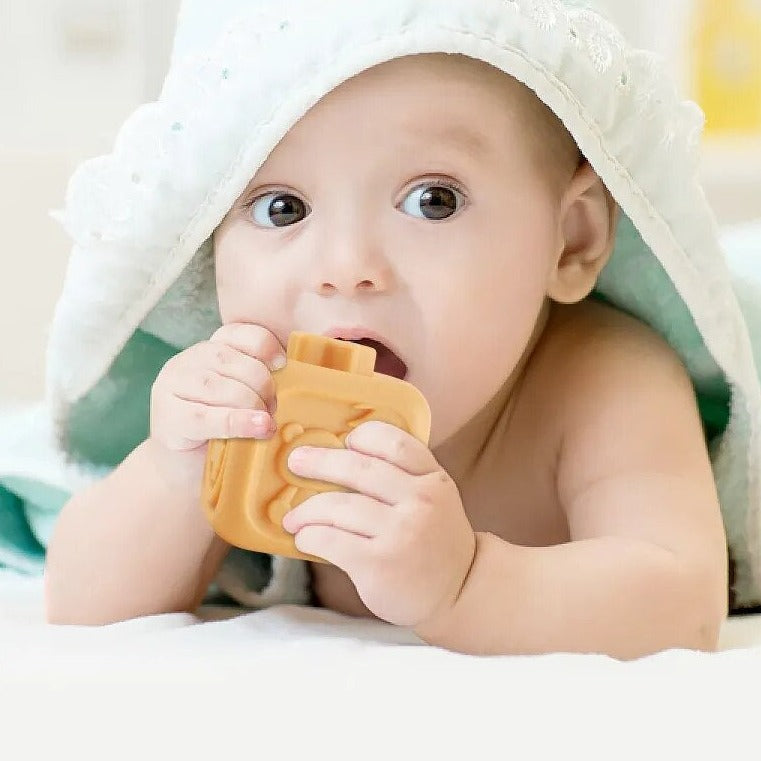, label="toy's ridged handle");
[287,332,375,375]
